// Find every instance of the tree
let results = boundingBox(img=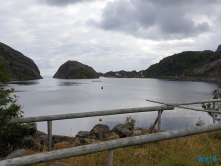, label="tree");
[202,85,221,122]
[0,59,28,158]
